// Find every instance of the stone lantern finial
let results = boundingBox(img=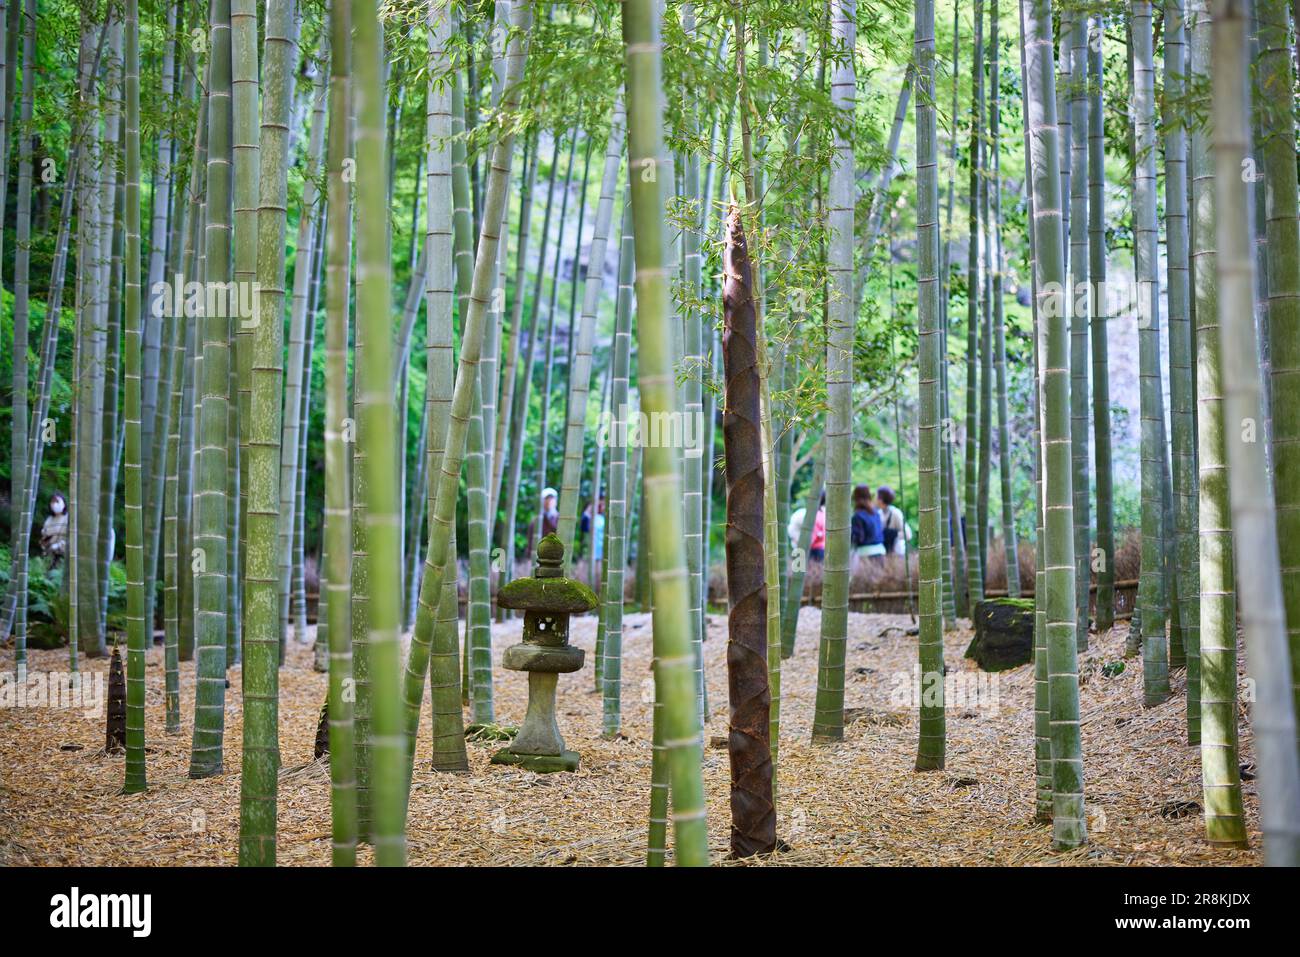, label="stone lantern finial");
[535,533,565,578]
